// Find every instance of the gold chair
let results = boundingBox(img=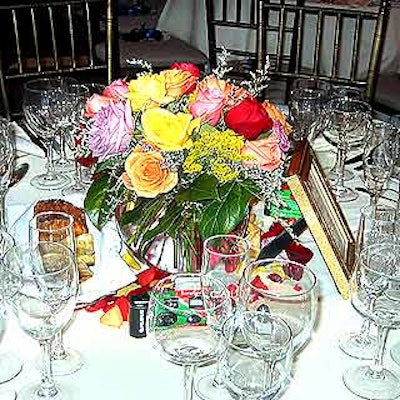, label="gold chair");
[258,0,391,102]
[0,0,119,119]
